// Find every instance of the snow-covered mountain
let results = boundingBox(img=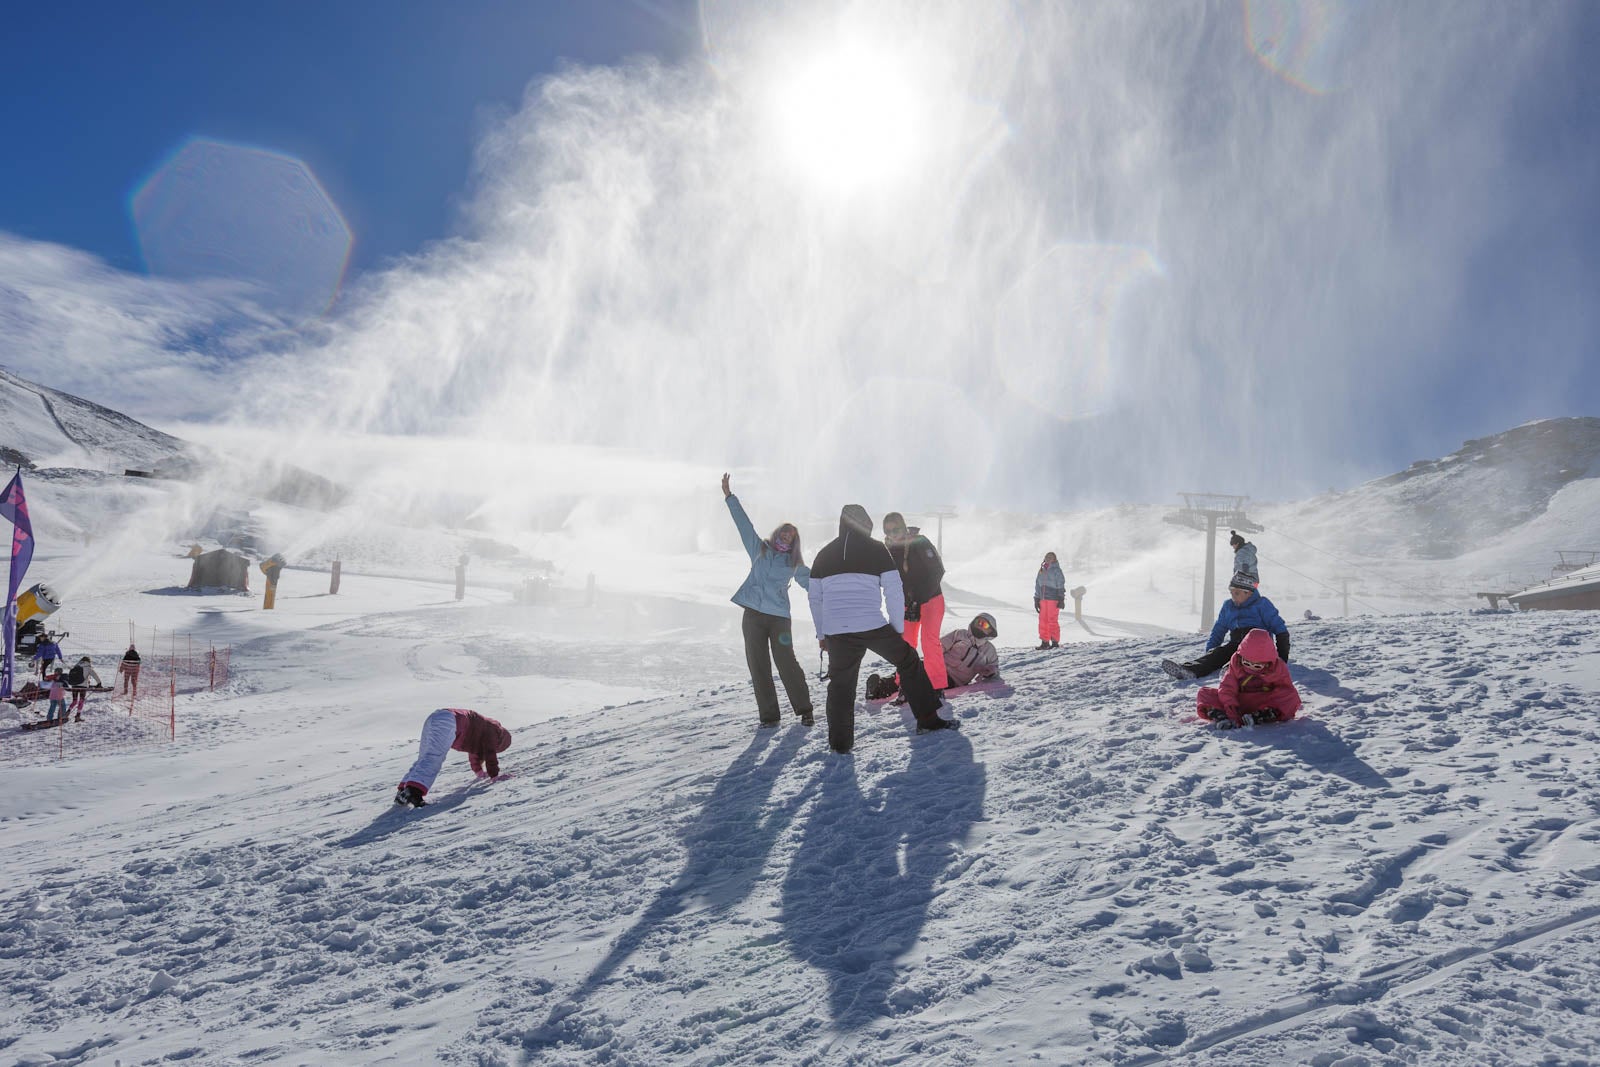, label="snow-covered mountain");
[1277,418,1600,561]
[0,366,192,473]
[5,364,1600,618]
